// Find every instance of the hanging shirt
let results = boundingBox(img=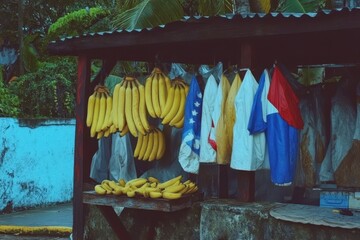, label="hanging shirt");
[179,76,203,174]
[230,69,265,171]
[248,67,303,186]
[199,75,218,163]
